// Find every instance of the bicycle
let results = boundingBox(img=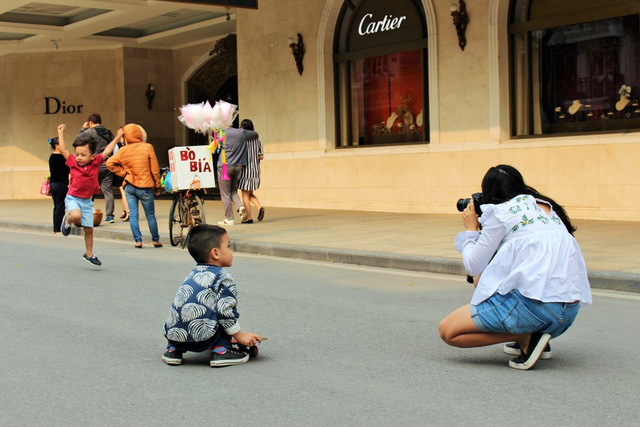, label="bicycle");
[164,170,207,248]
